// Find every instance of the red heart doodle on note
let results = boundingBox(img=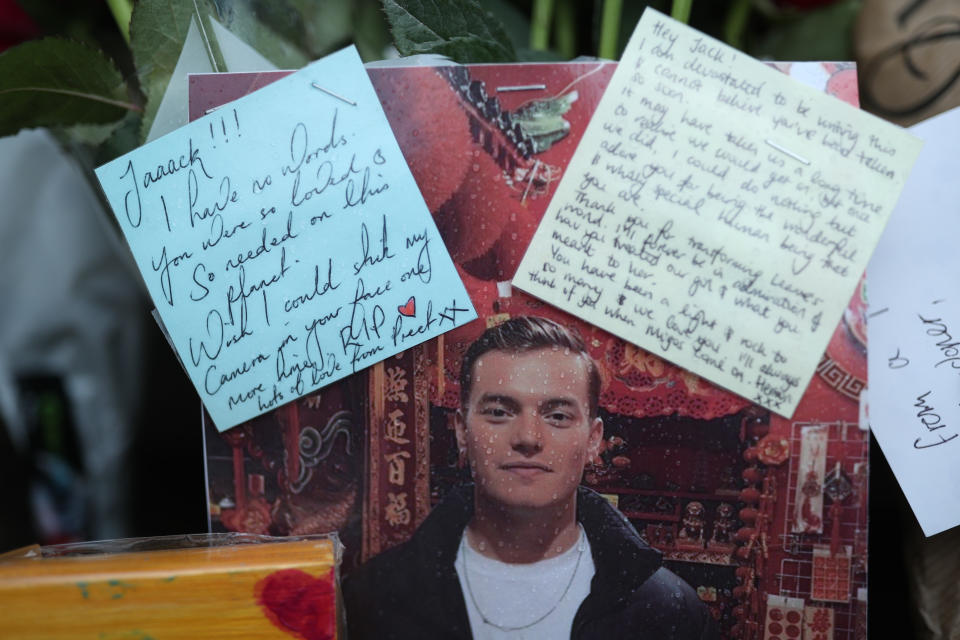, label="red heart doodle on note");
[256,569,335,640]
[398,296,416,317]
